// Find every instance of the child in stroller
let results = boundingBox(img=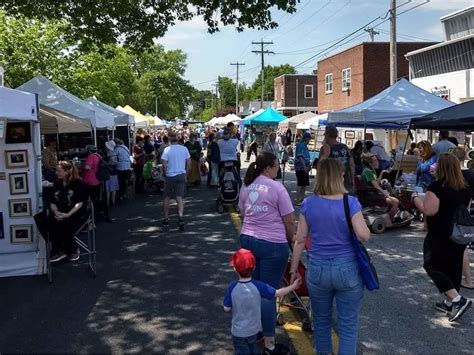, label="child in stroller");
[216,160,241,213]
[143,154,164,194]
